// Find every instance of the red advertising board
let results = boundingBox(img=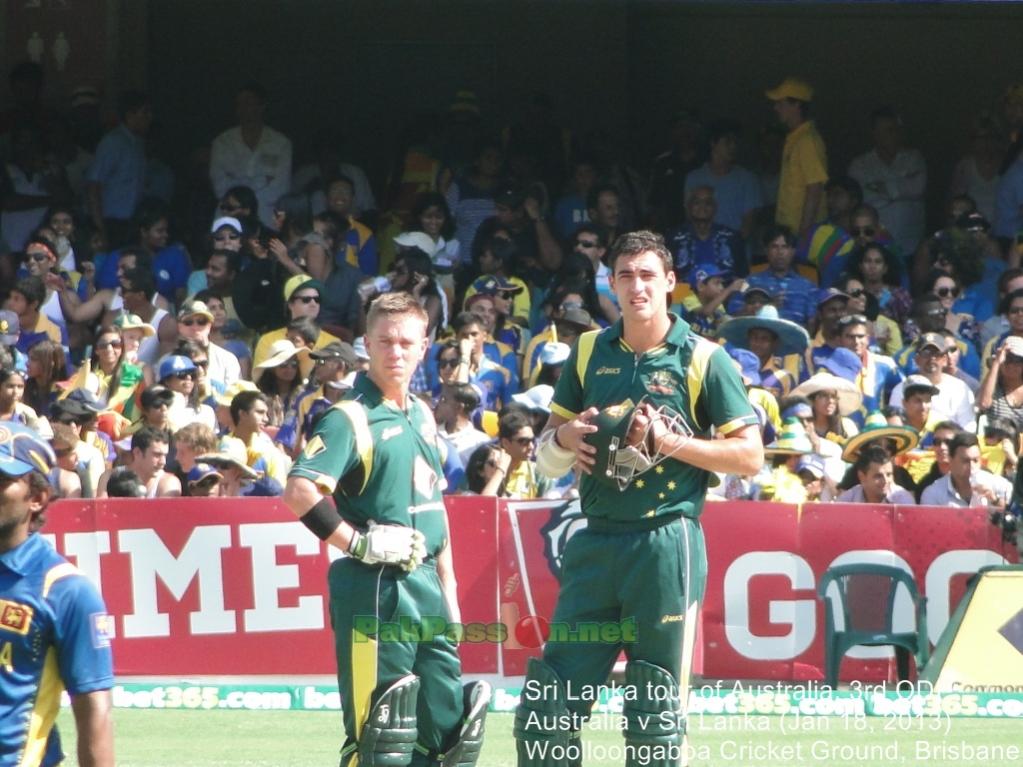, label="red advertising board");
[43,497,1016,681]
